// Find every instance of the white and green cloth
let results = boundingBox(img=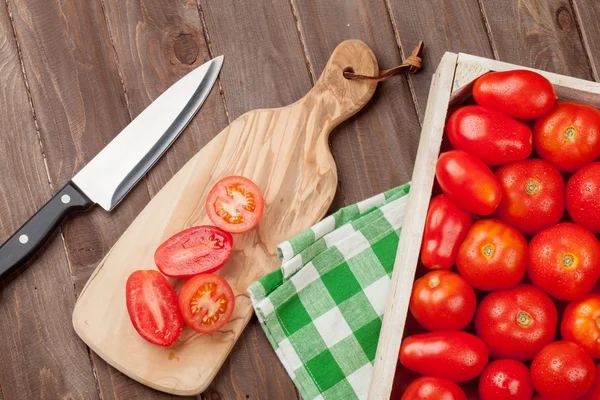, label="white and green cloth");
[248,183,411,400]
